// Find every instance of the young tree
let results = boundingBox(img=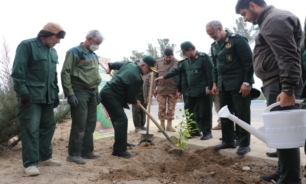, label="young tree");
[227,17,259,44]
